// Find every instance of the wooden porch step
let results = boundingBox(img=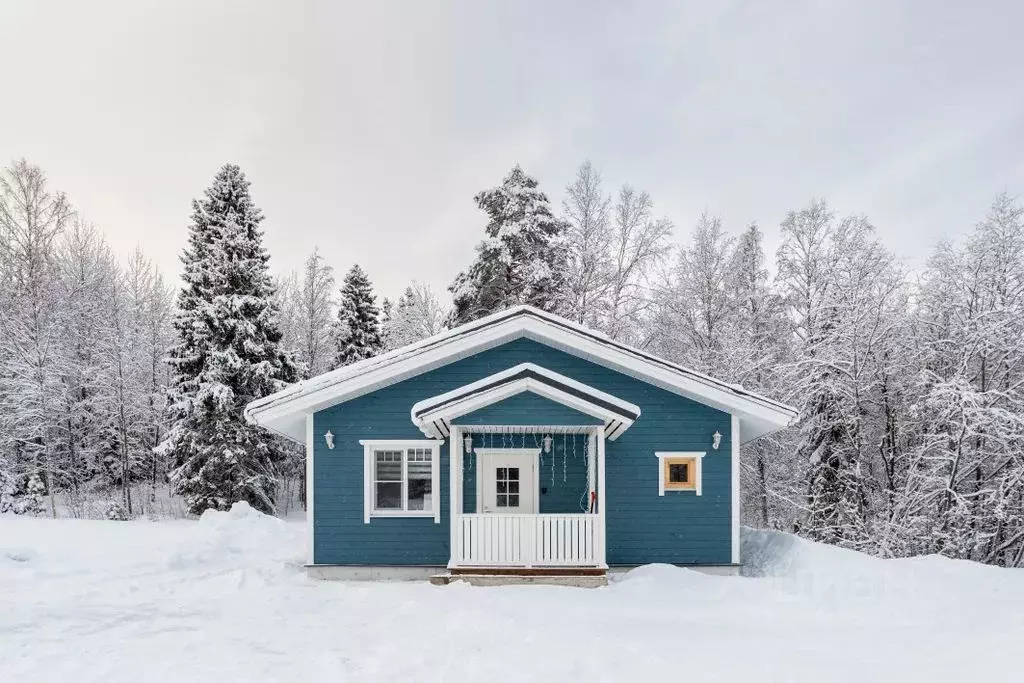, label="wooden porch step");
[449,566,606,577]
[432,566,608,588]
